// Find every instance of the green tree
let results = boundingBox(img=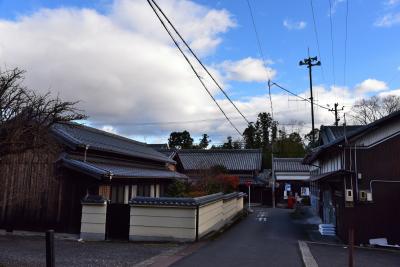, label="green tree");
[166,180,190,197]
[222,136,233,149]
[198,134,211,149]
[275,130,305,158]
[304,128,319,151]
[243,122,257,149]
[242,112,306,168]
[168,130,194,149]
